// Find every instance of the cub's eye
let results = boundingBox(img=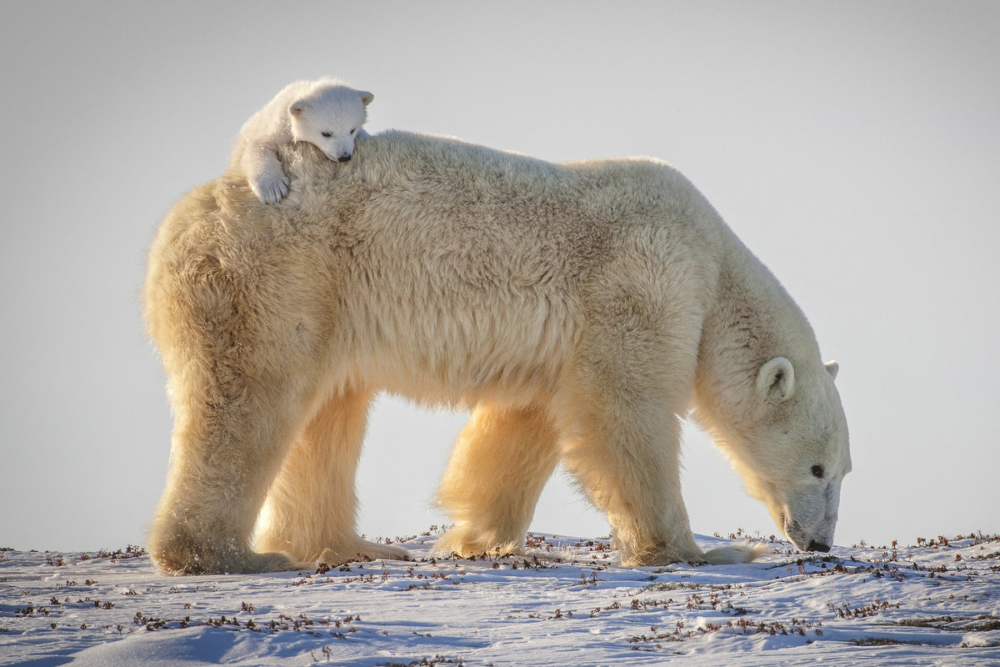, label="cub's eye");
[810,465,825,479]
[350,128,357,134]
[321,132,333,138]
